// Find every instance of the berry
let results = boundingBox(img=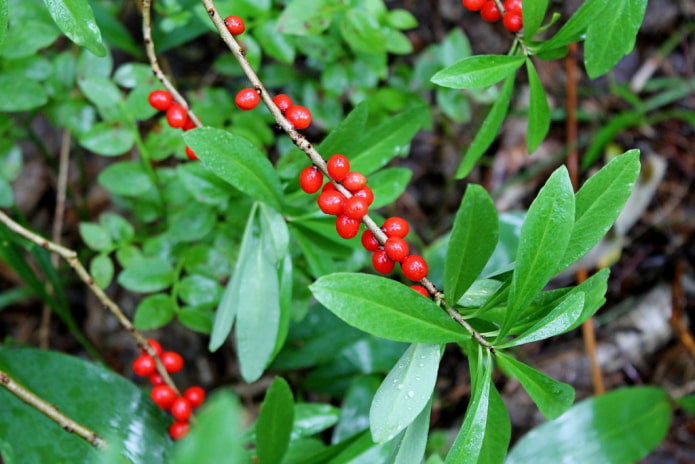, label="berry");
[352,186,374,206]
[148,90,173,111]
[462,0,486,11]
[382,217,410,238]
[361,229,380,252]
[322,182,337,192]
[185,146,198,161]
[317,190,345,215]
[372,250,395,274]
[132,355,156,377]
[166,104,189,129]
[410,285,430,298]
[170,397,193,422]
[343,196,369,220]
[402,255,429,281]
[336,215,361,239]
[169,421,190,440]
[342,172,367,192]
[184,386,206,408]
[481,1,502,21]
[273,94,293,112]
[183,119,196,131]
[285,105,312,130]
[299,166,323,194]
[503,12,523,32]
[149,373,165,386]
[224,15,245,35]
[161,351,184,374]
[141,339,163,357]
[151,385,177,410]
[384,237,409,262]
[235,88,260,111]
[503,0,522,14]
[327,154,350,181]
